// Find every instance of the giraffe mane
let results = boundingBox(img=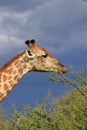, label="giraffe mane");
[0,52,24,71]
